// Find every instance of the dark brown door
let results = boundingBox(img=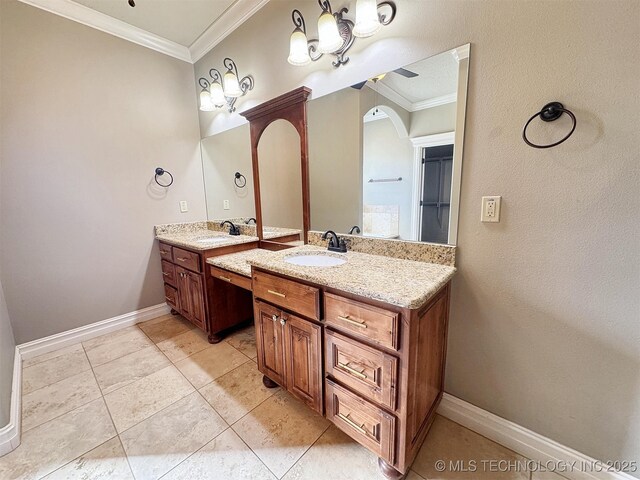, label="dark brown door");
[187,271,206,331]
[255,302,287,387]
[176,266,193,319]
[283,312,323,414]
